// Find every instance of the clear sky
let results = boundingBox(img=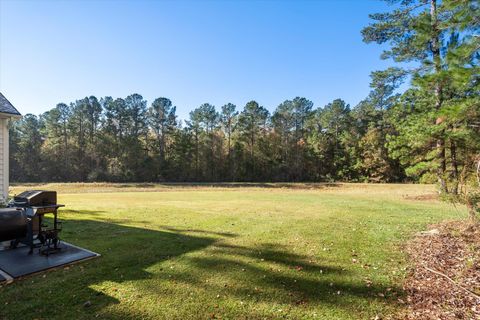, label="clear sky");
[0,0,395,120]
